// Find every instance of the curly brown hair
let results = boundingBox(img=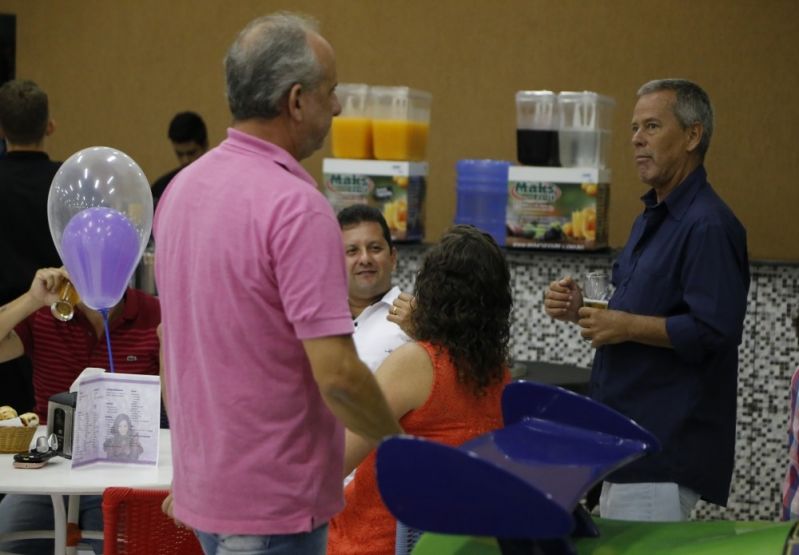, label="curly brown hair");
[411,225,512,395]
